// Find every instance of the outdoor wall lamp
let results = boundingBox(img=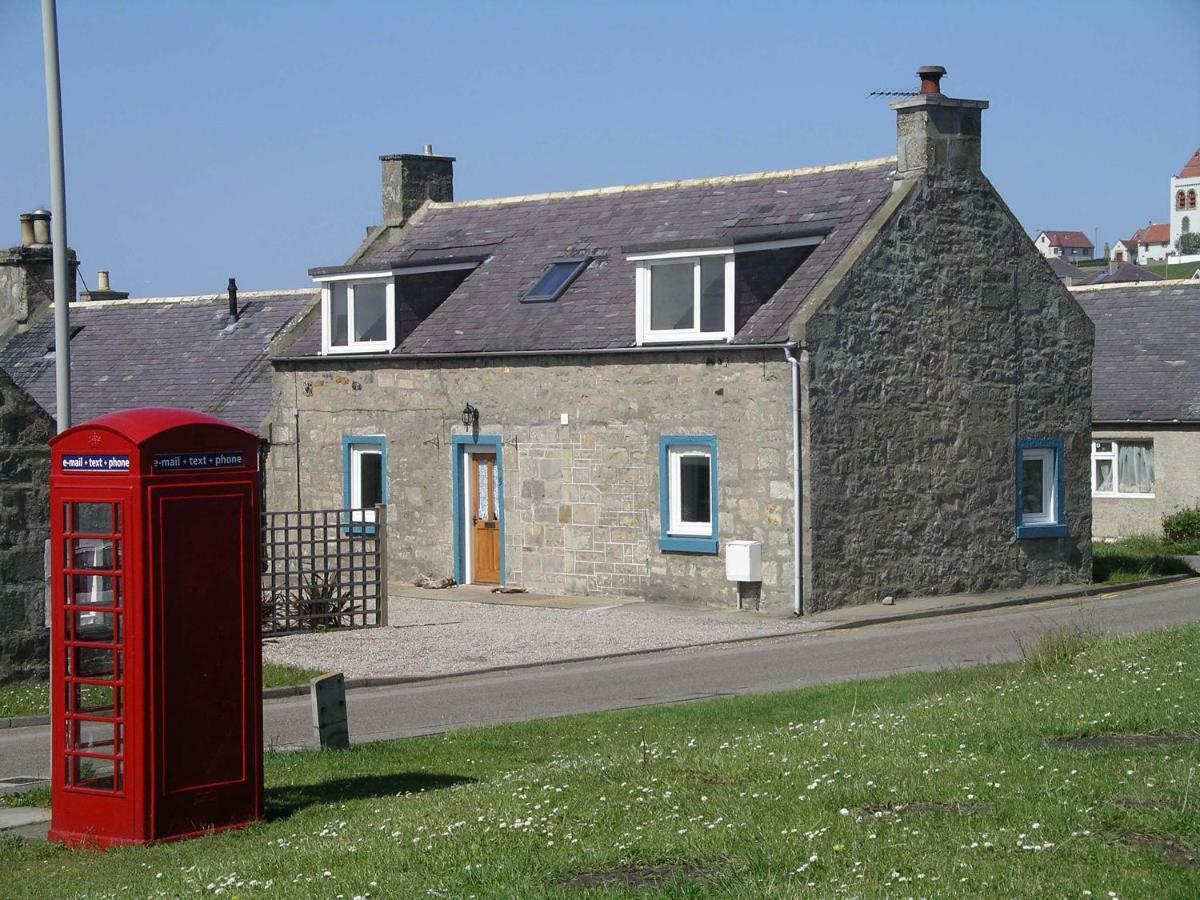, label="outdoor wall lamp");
[461,402,479,430]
